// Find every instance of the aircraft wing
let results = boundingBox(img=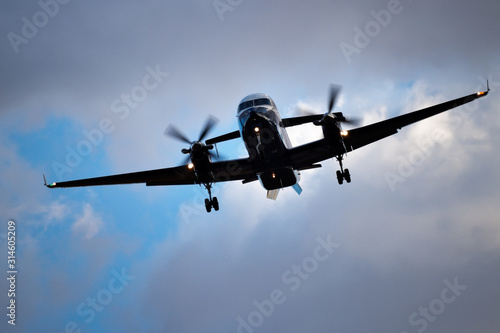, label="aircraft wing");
[281,115,323,127]
[45,158,255,188]
[205,130,240,144]
[288,89,489,168]
[343,90,488,151]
